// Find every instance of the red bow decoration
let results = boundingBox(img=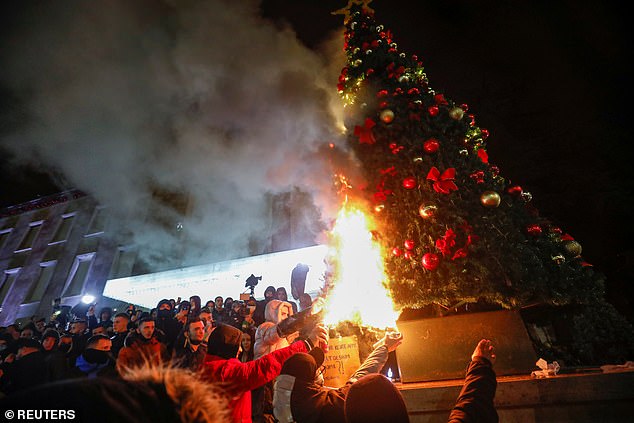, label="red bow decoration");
[426,167,458,194]
[477,149,489,164]
[561,233,575,241]
[435,227,478,261]
[435,229,457,257]
[354,118,376,144]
